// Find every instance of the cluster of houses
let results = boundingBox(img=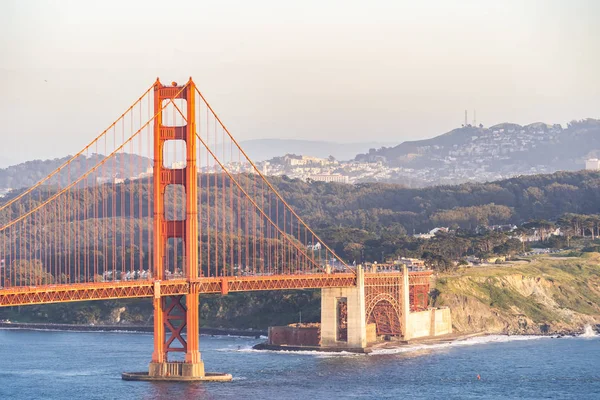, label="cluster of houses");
[414,224,562,243]
[256,155,405,184]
